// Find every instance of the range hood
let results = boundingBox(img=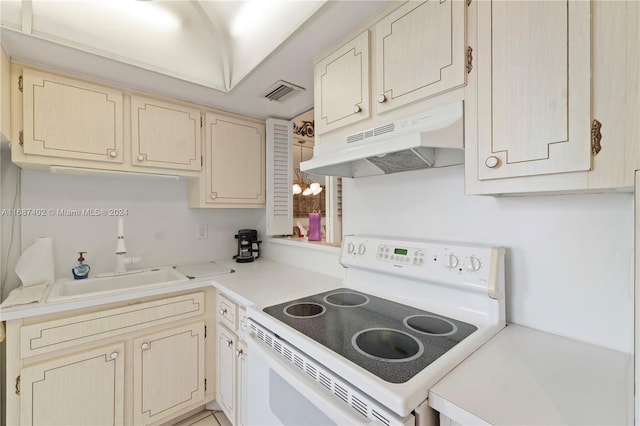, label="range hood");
[301,101,464,178]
